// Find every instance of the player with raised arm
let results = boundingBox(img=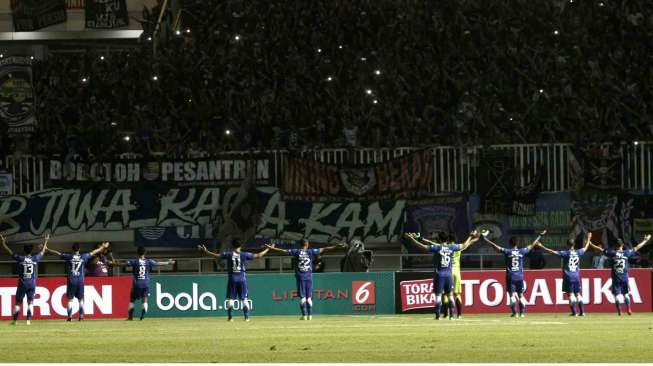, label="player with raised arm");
[45,241,110,321]
[404,231,479,320]
[115,247,175,320]
[265,238,343,320]
[198,239,272,321]
[536,233,593,316]
[482,230,543,318]
[0,233,49,325]
[589,234,652,315]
